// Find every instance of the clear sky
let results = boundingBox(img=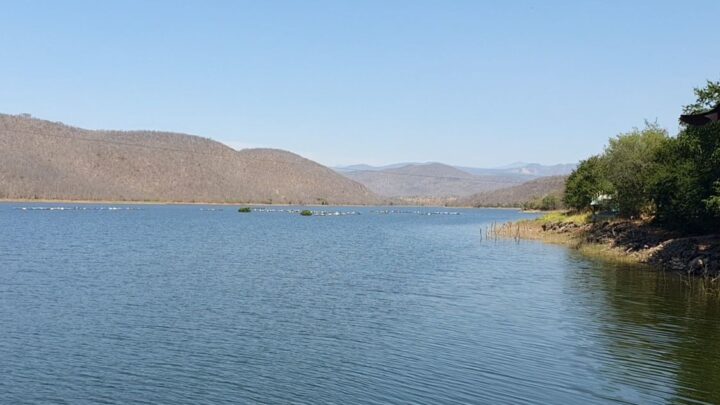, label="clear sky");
[1,1,718,167]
